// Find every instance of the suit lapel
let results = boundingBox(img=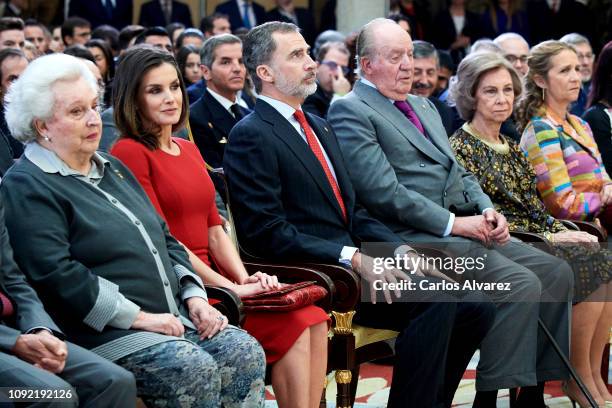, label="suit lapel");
[406,96,454,165]
[203,90,236,141]
[255,100,346,220]
[354,81,451,169]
